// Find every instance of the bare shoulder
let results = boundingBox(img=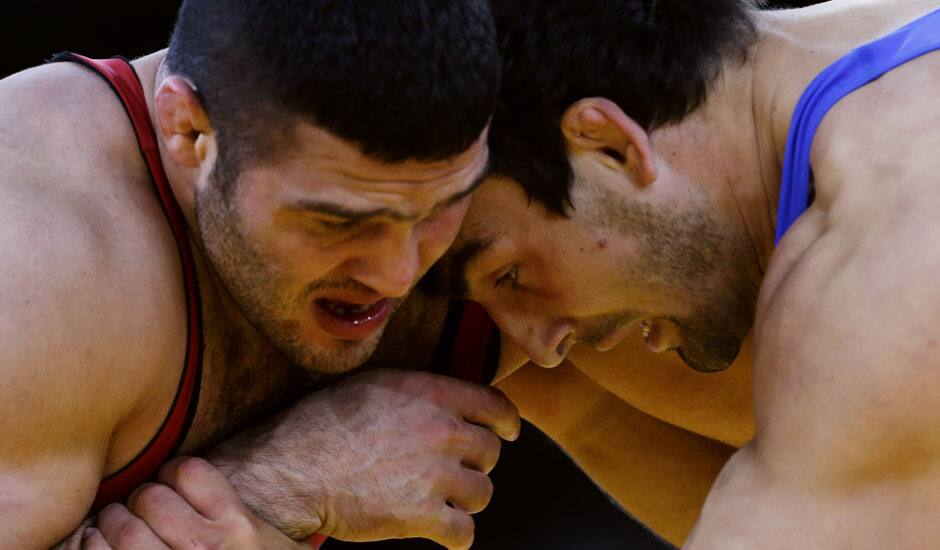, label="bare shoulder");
[754,53,940,485]
[0,55,188,498]
[0,59,187,408]
[0,60,189,543]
